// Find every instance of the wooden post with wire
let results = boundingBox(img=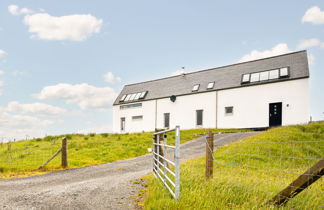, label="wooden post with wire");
[206,130,214,179]
[61,137,68,168]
